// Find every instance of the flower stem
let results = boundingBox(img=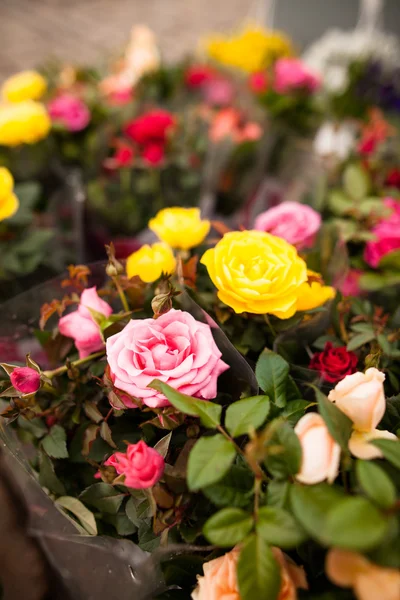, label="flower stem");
[113,276,130,312]
[217,425,268,483]
[263,314,277,337]
[43,351,105,379]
